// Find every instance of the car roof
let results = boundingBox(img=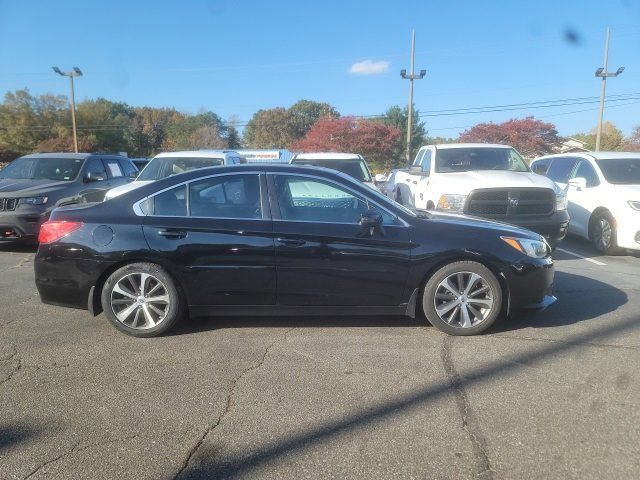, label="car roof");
[293,152,362,160]
[153,150,239,159]
[20,152,97,159]
[432,143,512,150]
[533,151,640,162]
